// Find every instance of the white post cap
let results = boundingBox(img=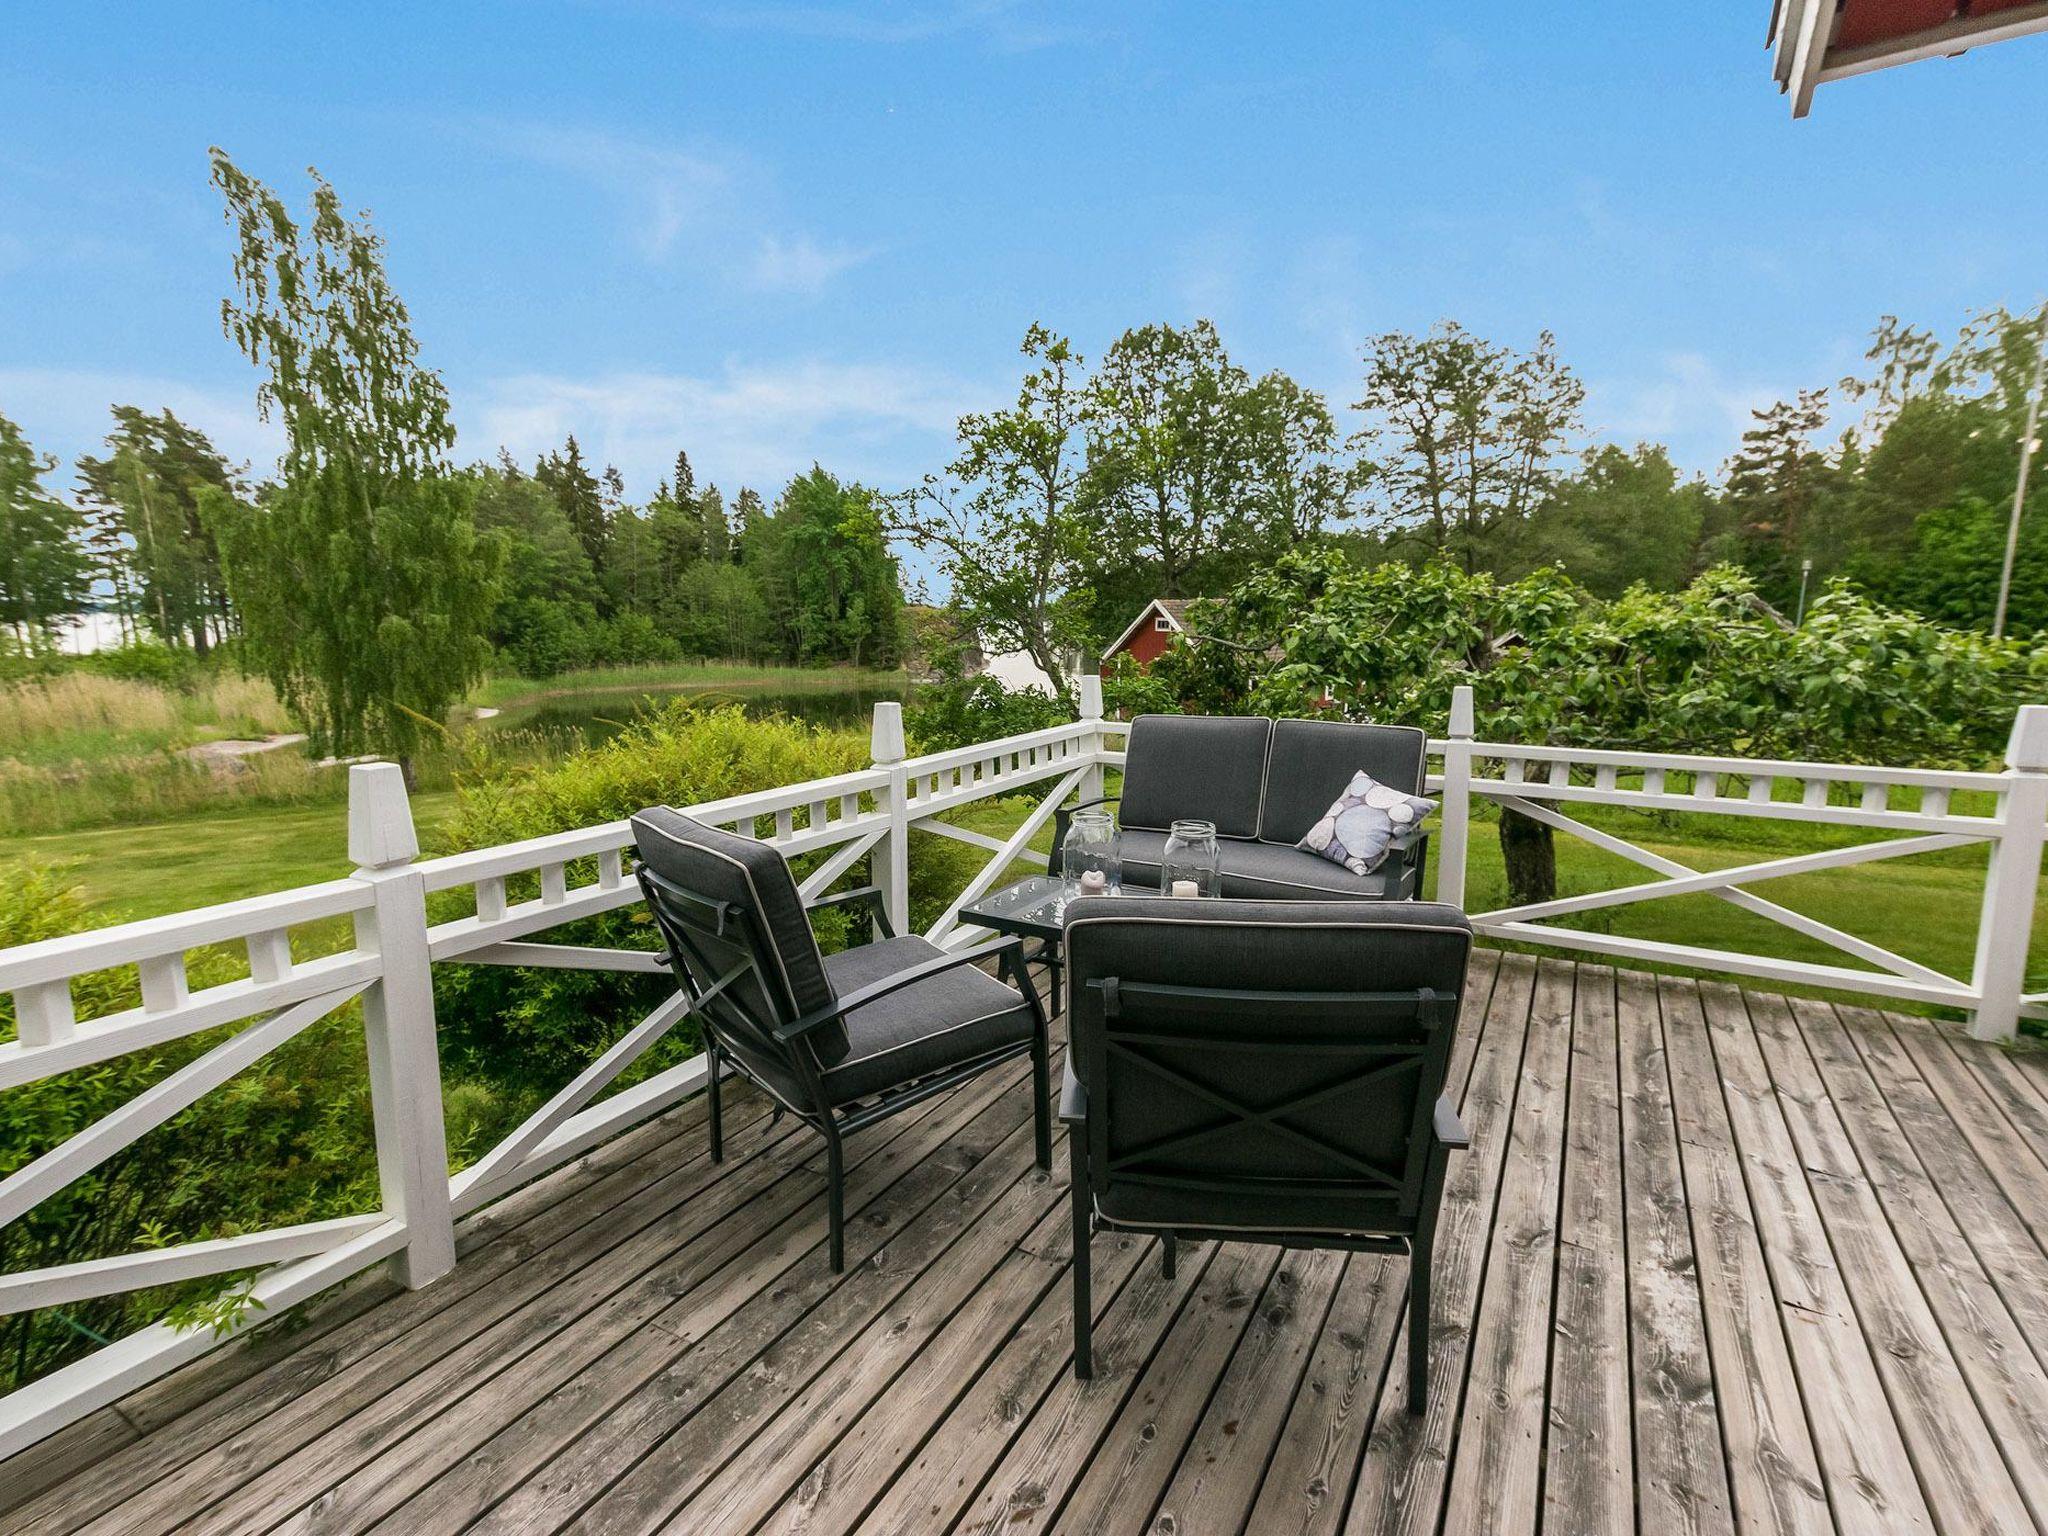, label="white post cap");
[2007,703,2048,772]
[349,762,419,870]
[1077,673,1104,721]
[870,700,906,764]
[1449,684,1476,739]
